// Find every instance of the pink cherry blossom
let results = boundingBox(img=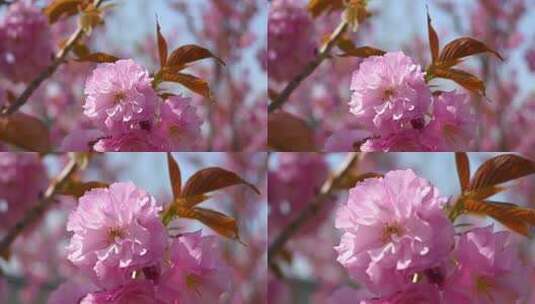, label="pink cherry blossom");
[268,0,315,82]
[442,225,529,304]
[0,1,53,83]
[66,182,167,288]
[157,231,230,303]
[155,96,203,151]
[423,91,476,151]
[324,129,371,151]
[360,129,435,152]
[60,129,104,151]
[92,129,166,152]
[326,287,373,304]
[334,169,454,297]
[349,52,431,135]
[525,47,535,72]
[268,153,329,235]
[0,153,47,231]
[83,59,158,133]
[47,280,97,304]
[362,282,442,304]
[80,280,162,304]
